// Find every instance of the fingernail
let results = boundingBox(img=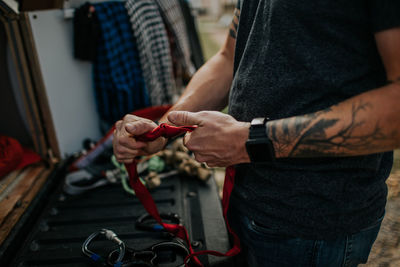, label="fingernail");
[168,112,177,122]
[126,123,135,132]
